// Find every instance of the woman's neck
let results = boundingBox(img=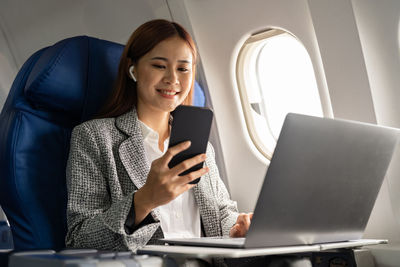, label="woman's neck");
[137,106,170,151]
